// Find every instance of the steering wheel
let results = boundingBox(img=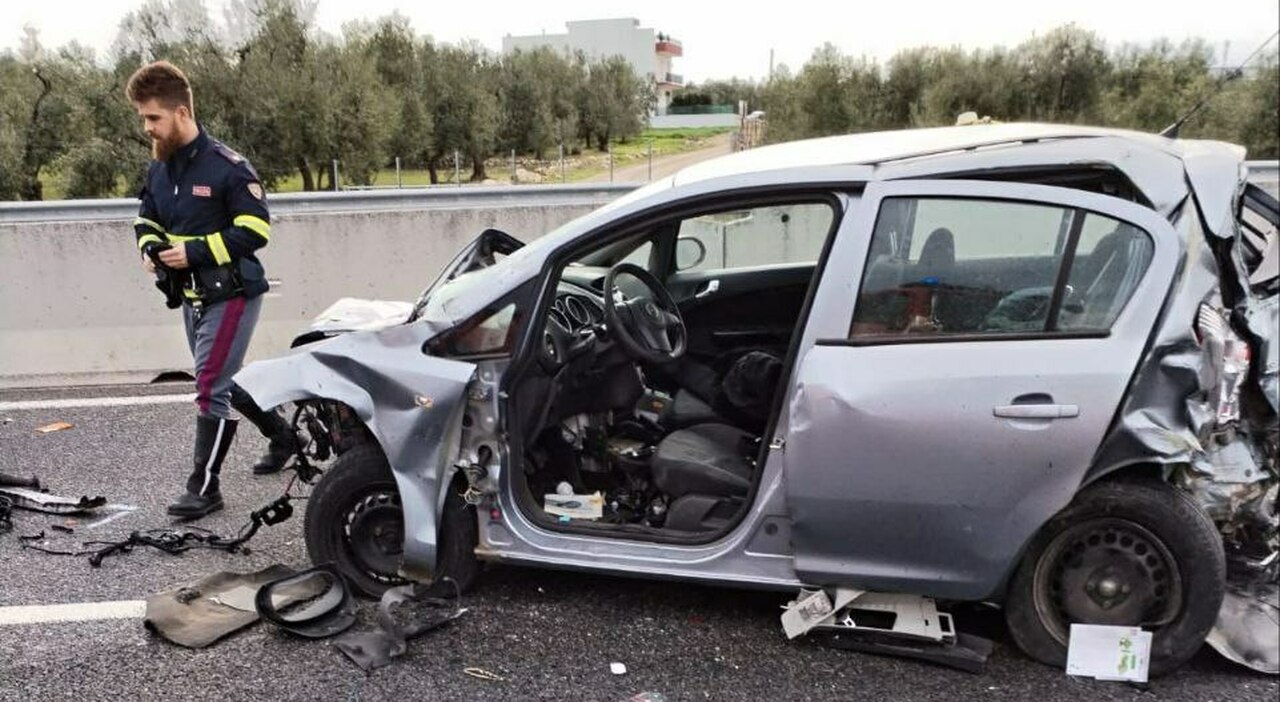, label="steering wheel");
[603,263,687,363]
